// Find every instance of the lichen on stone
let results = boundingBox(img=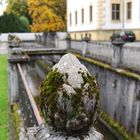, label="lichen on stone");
[39,53,100,135]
